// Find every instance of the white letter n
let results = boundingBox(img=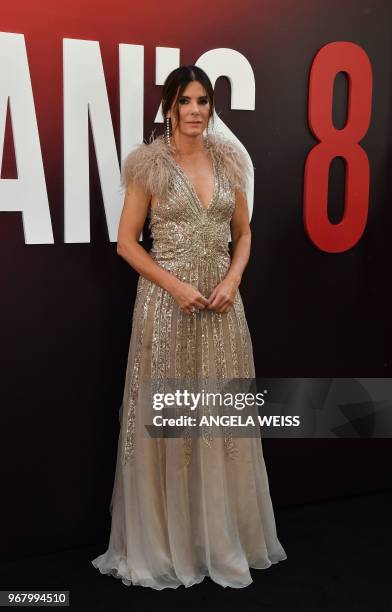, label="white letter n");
[63,38,134,243]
